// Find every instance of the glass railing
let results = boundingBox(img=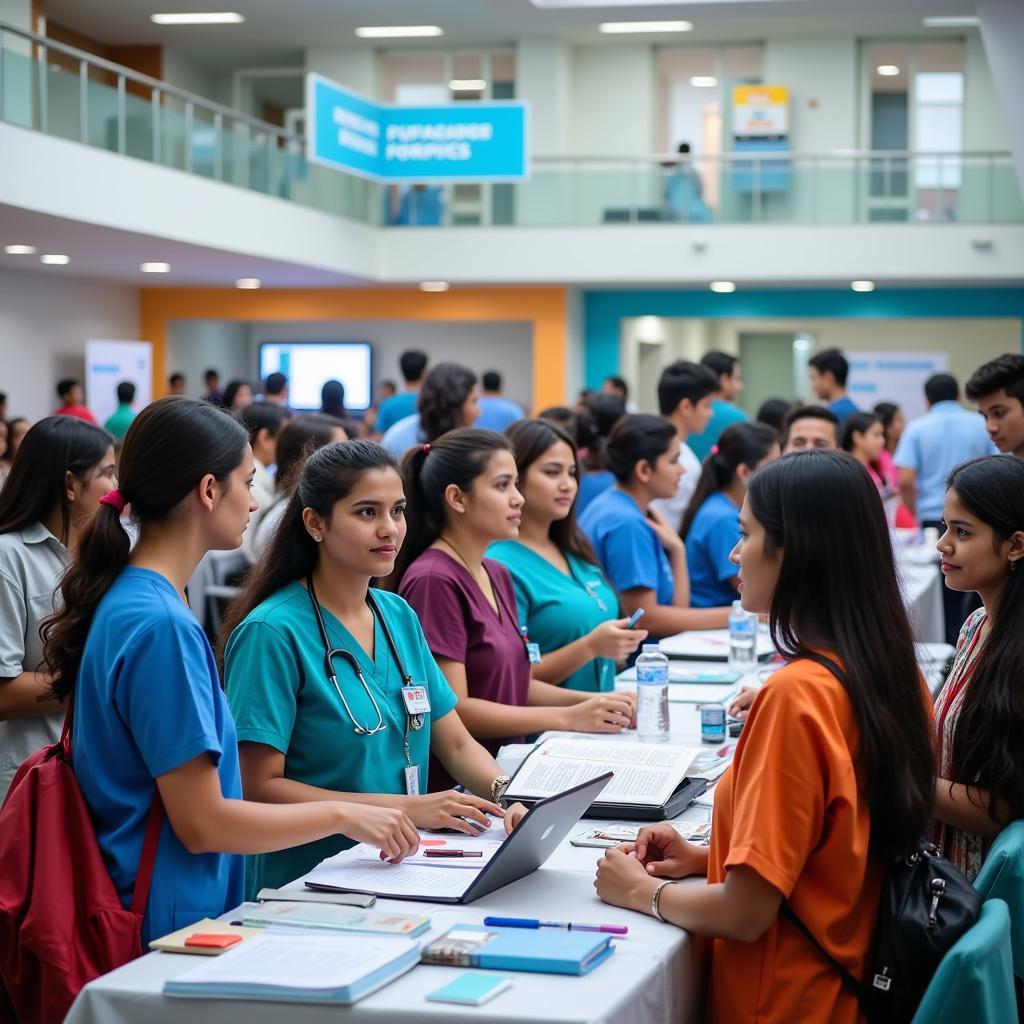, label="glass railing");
[2,20,1021,230]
